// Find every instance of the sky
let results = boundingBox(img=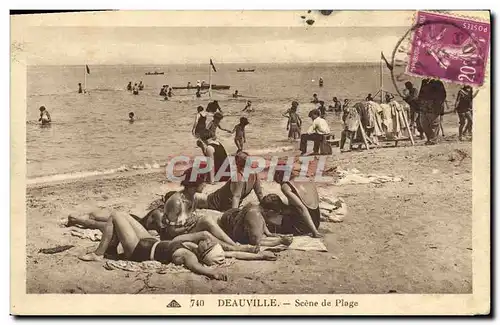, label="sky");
[12,11,414,65]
